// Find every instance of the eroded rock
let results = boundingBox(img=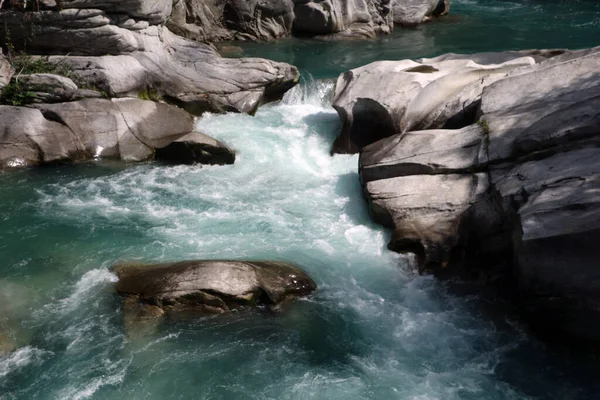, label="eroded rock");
[113,260,317,332]
[392,0,449,27]
[332,54,535,153]
[0,12,299,114]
